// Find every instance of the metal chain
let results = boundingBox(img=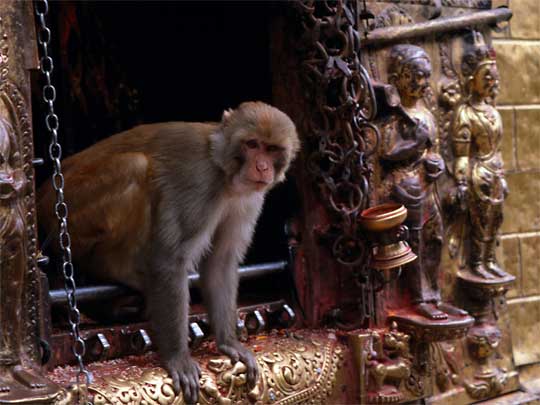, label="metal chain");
[34,0,92,398]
